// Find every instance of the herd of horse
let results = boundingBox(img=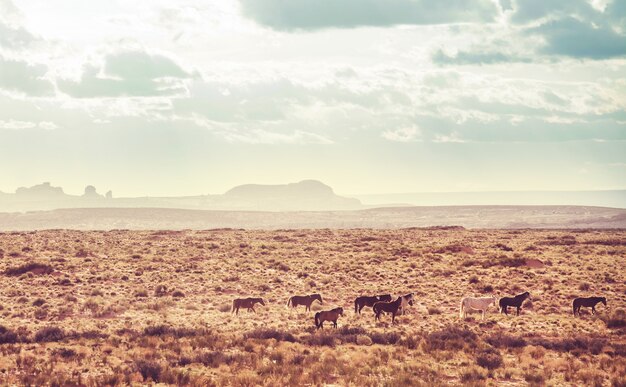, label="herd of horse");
[232,292,608,328]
